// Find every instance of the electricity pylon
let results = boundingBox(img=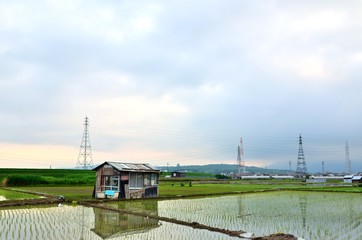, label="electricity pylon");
[237,138,244,177]
[296,134,307,177]
[76,117,93,169]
